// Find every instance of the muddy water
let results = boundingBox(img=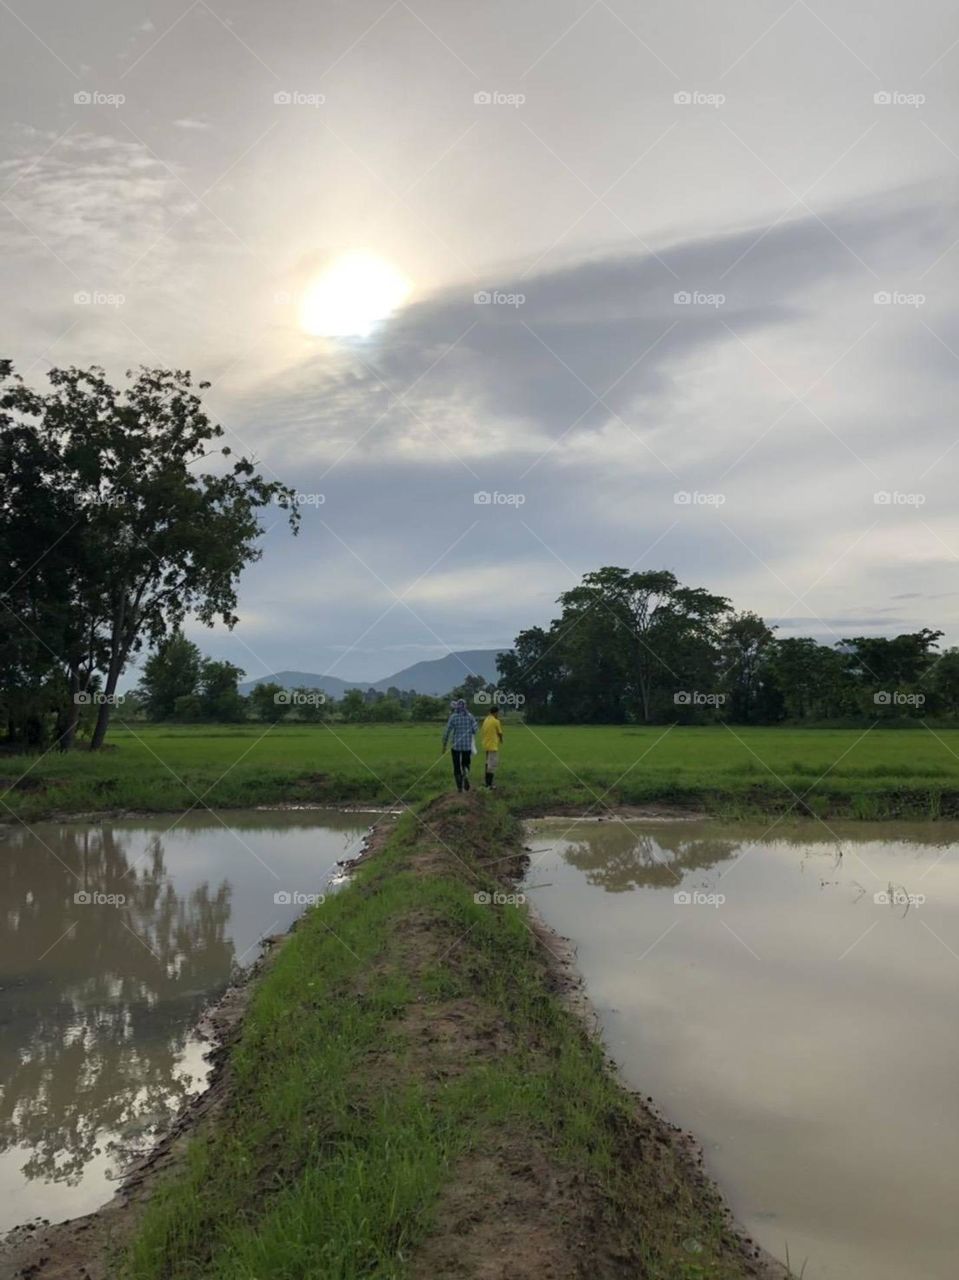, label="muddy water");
[0,809,371,1233]
[525,817,959,1280]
